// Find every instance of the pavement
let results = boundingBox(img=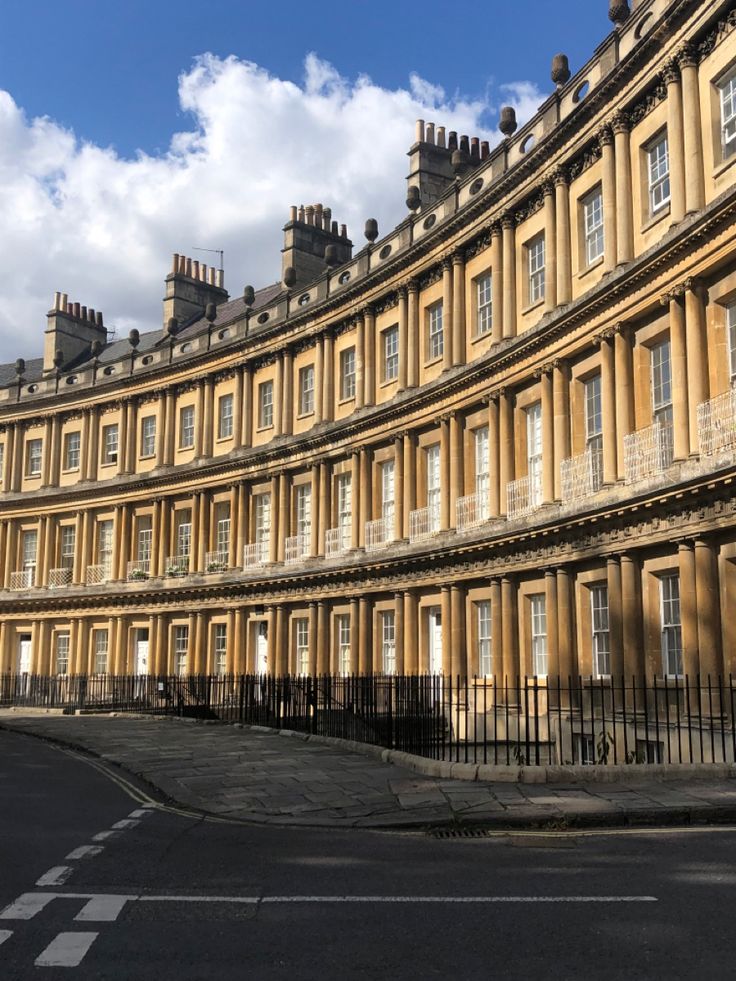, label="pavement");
[3,712,736,830]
